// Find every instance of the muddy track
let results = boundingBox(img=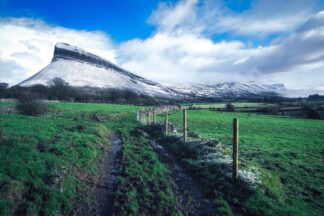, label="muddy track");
[77,133,122,216]
[151,142,216,216]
